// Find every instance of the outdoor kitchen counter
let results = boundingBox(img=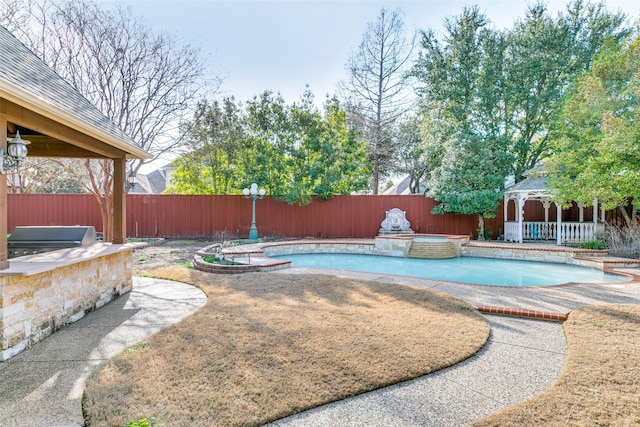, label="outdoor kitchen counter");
[0,243,136,360]
[0,243,135,276]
